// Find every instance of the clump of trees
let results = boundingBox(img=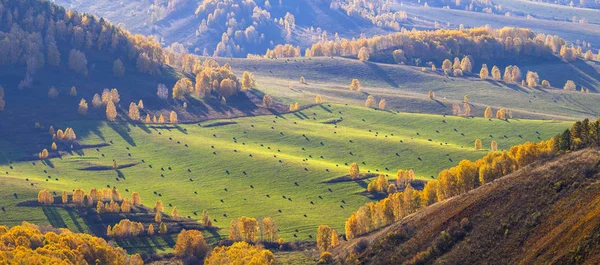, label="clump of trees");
[204,242,275,265]
[174,229,209,261]
[367,174,390,193]
[53,127,77,142]
[554,117,600,152]
[0,222,142,264]
[106,219,145,238]
[228,216,278,243]
[345,139,556,239]
[317,225,340,252]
